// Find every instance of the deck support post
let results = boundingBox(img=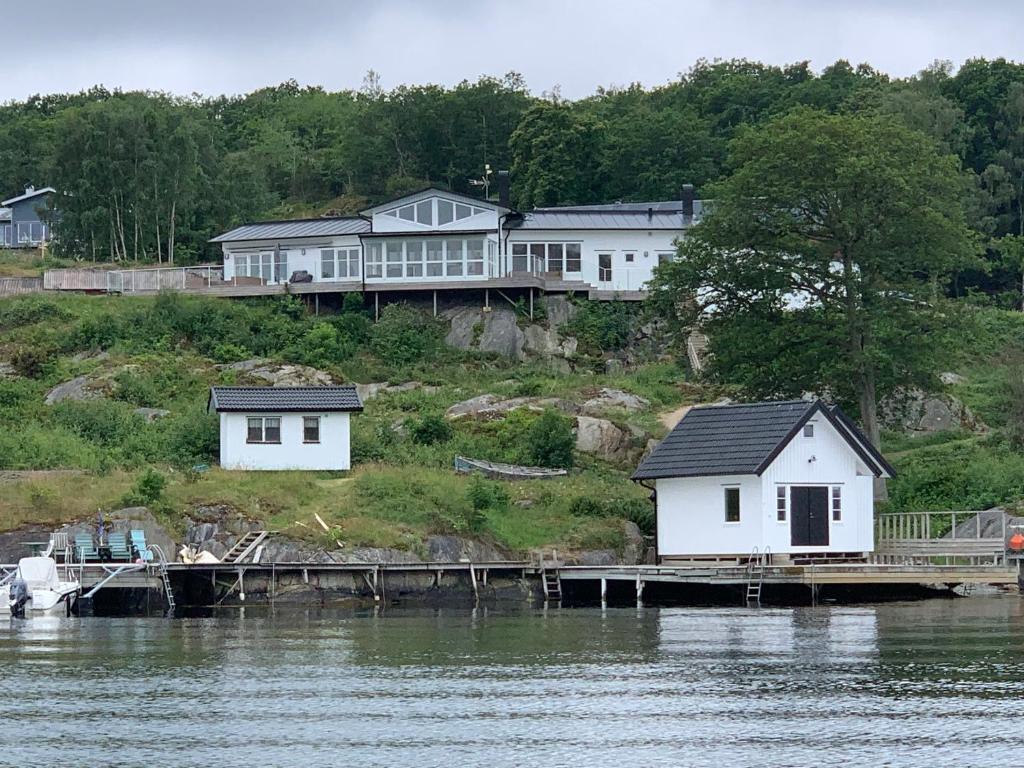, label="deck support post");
[238,568,245,602]
[635,572,644,604]
[529,288,534,319]
[315,294,319,315]
[374,293,379,322]
[433,290,437,317]
[600,577,607,603]
[485,288,490,309]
